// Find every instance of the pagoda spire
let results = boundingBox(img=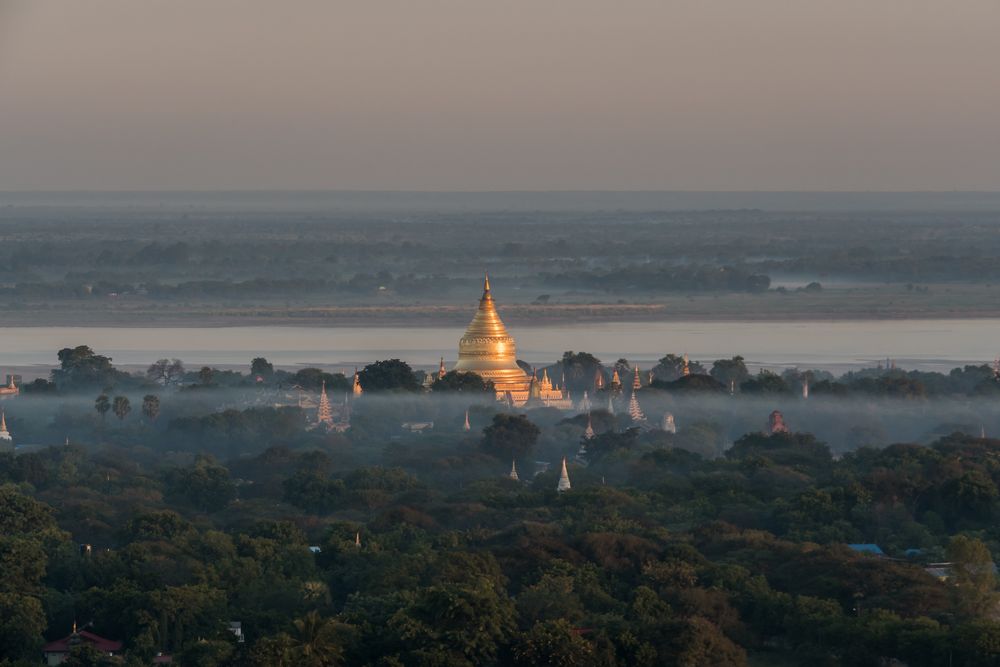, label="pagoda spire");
[584,413,595,439]
[578,390,591,412]
[463,410,471,432]
[606,394,615,415]
[508,459,519,481]
[802,376,809,399]
[628,391,645,422]
[352,368,363,396]
[541,368,552,391]
[682,354,691,376]
[633,366,642,391]
[438,357,447,380]
[557,457,571,492]
[0,411,10,442]
[355,531,361,547]
[317,380,333,426]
